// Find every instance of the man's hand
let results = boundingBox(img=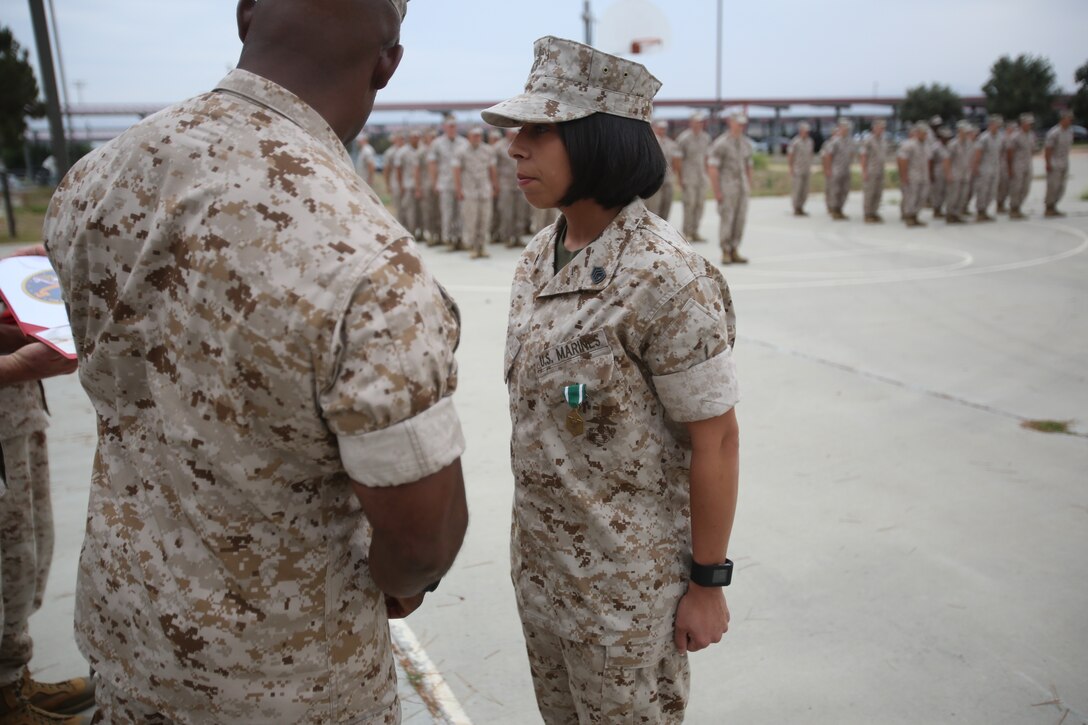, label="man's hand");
[0,341,77,386]
[385,593,425,619]
[674,583,730,654]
